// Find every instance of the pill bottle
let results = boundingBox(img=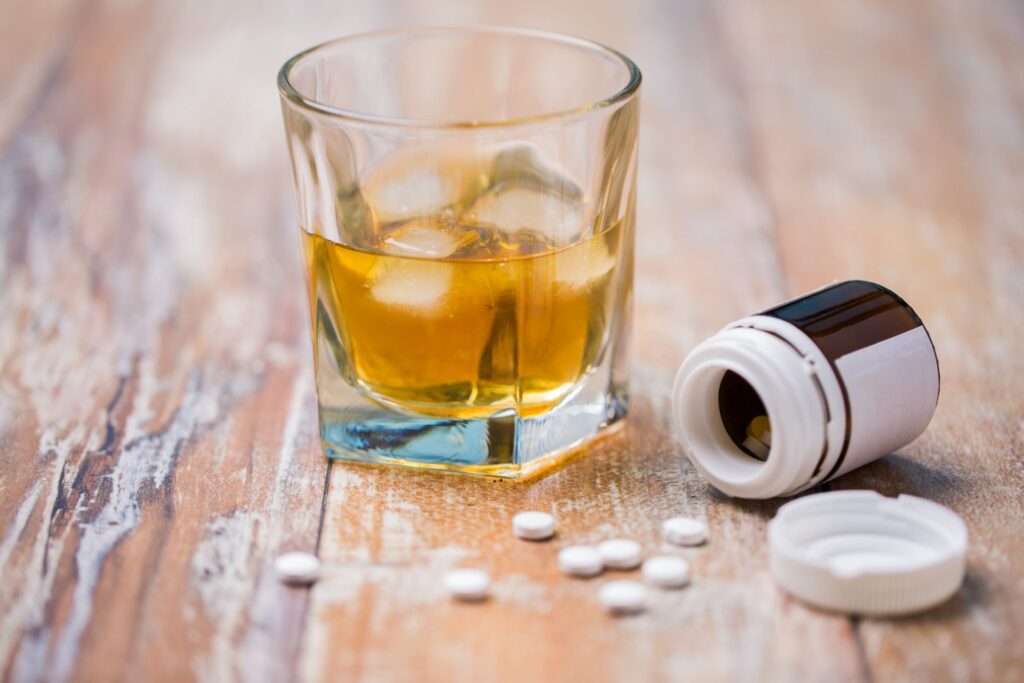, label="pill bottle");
[671,280,939,499]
